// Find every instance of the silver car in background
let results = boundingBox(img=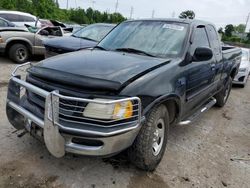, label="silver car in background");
[233,48,250,87]
[0,11,41,28]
